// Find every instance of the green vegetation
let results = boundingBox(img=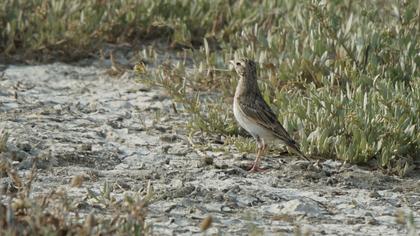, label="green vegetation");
[138,0,419,176]
[1,0,419,175]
